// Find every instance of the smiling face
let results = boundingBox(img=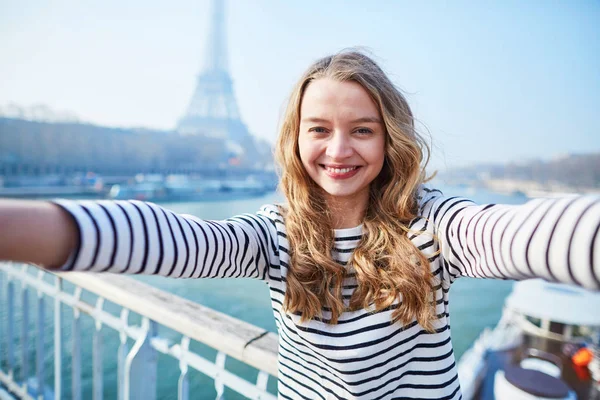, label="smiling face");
[298,78,386,215]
